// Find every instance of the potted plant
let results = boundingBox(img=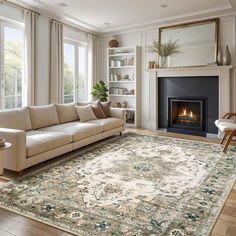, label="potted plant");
[91,81,109,102]
[149,39,181,67]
